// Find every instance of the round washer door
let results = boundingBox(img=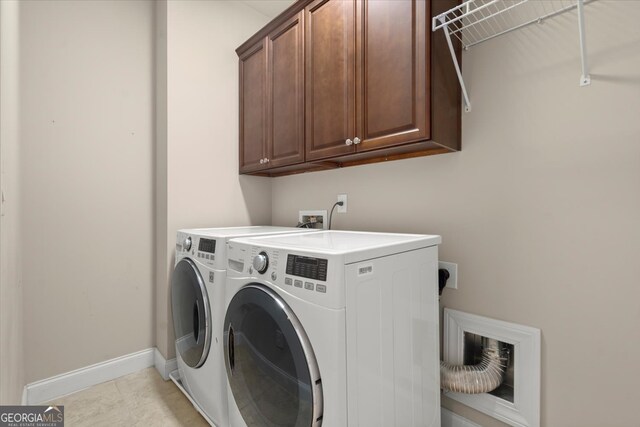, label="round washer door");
[171,258,211,368]
[224,284,323,427]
